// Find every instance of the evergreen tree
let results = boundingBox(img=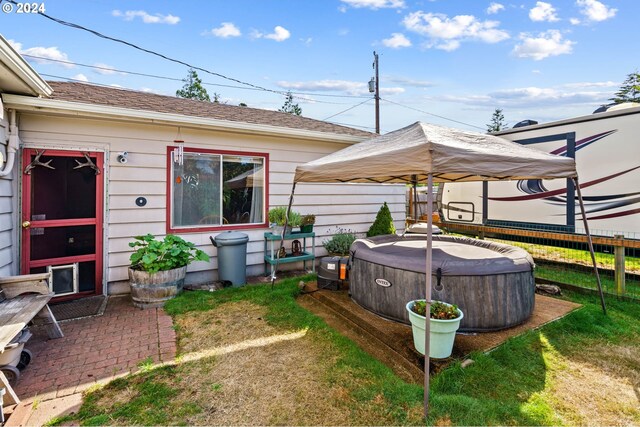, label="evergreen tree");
[279,91,302,115]
[610,71,640,104]
[487,108,506,133]
[367,202,396,237]
[176,69,211,102]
